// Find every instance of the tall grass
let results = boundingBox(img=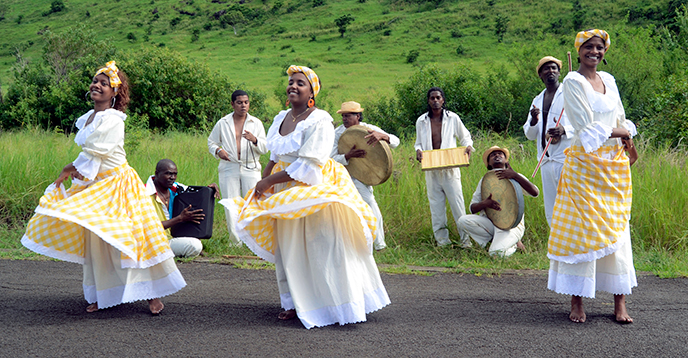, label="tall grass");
[1,129,687,275]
